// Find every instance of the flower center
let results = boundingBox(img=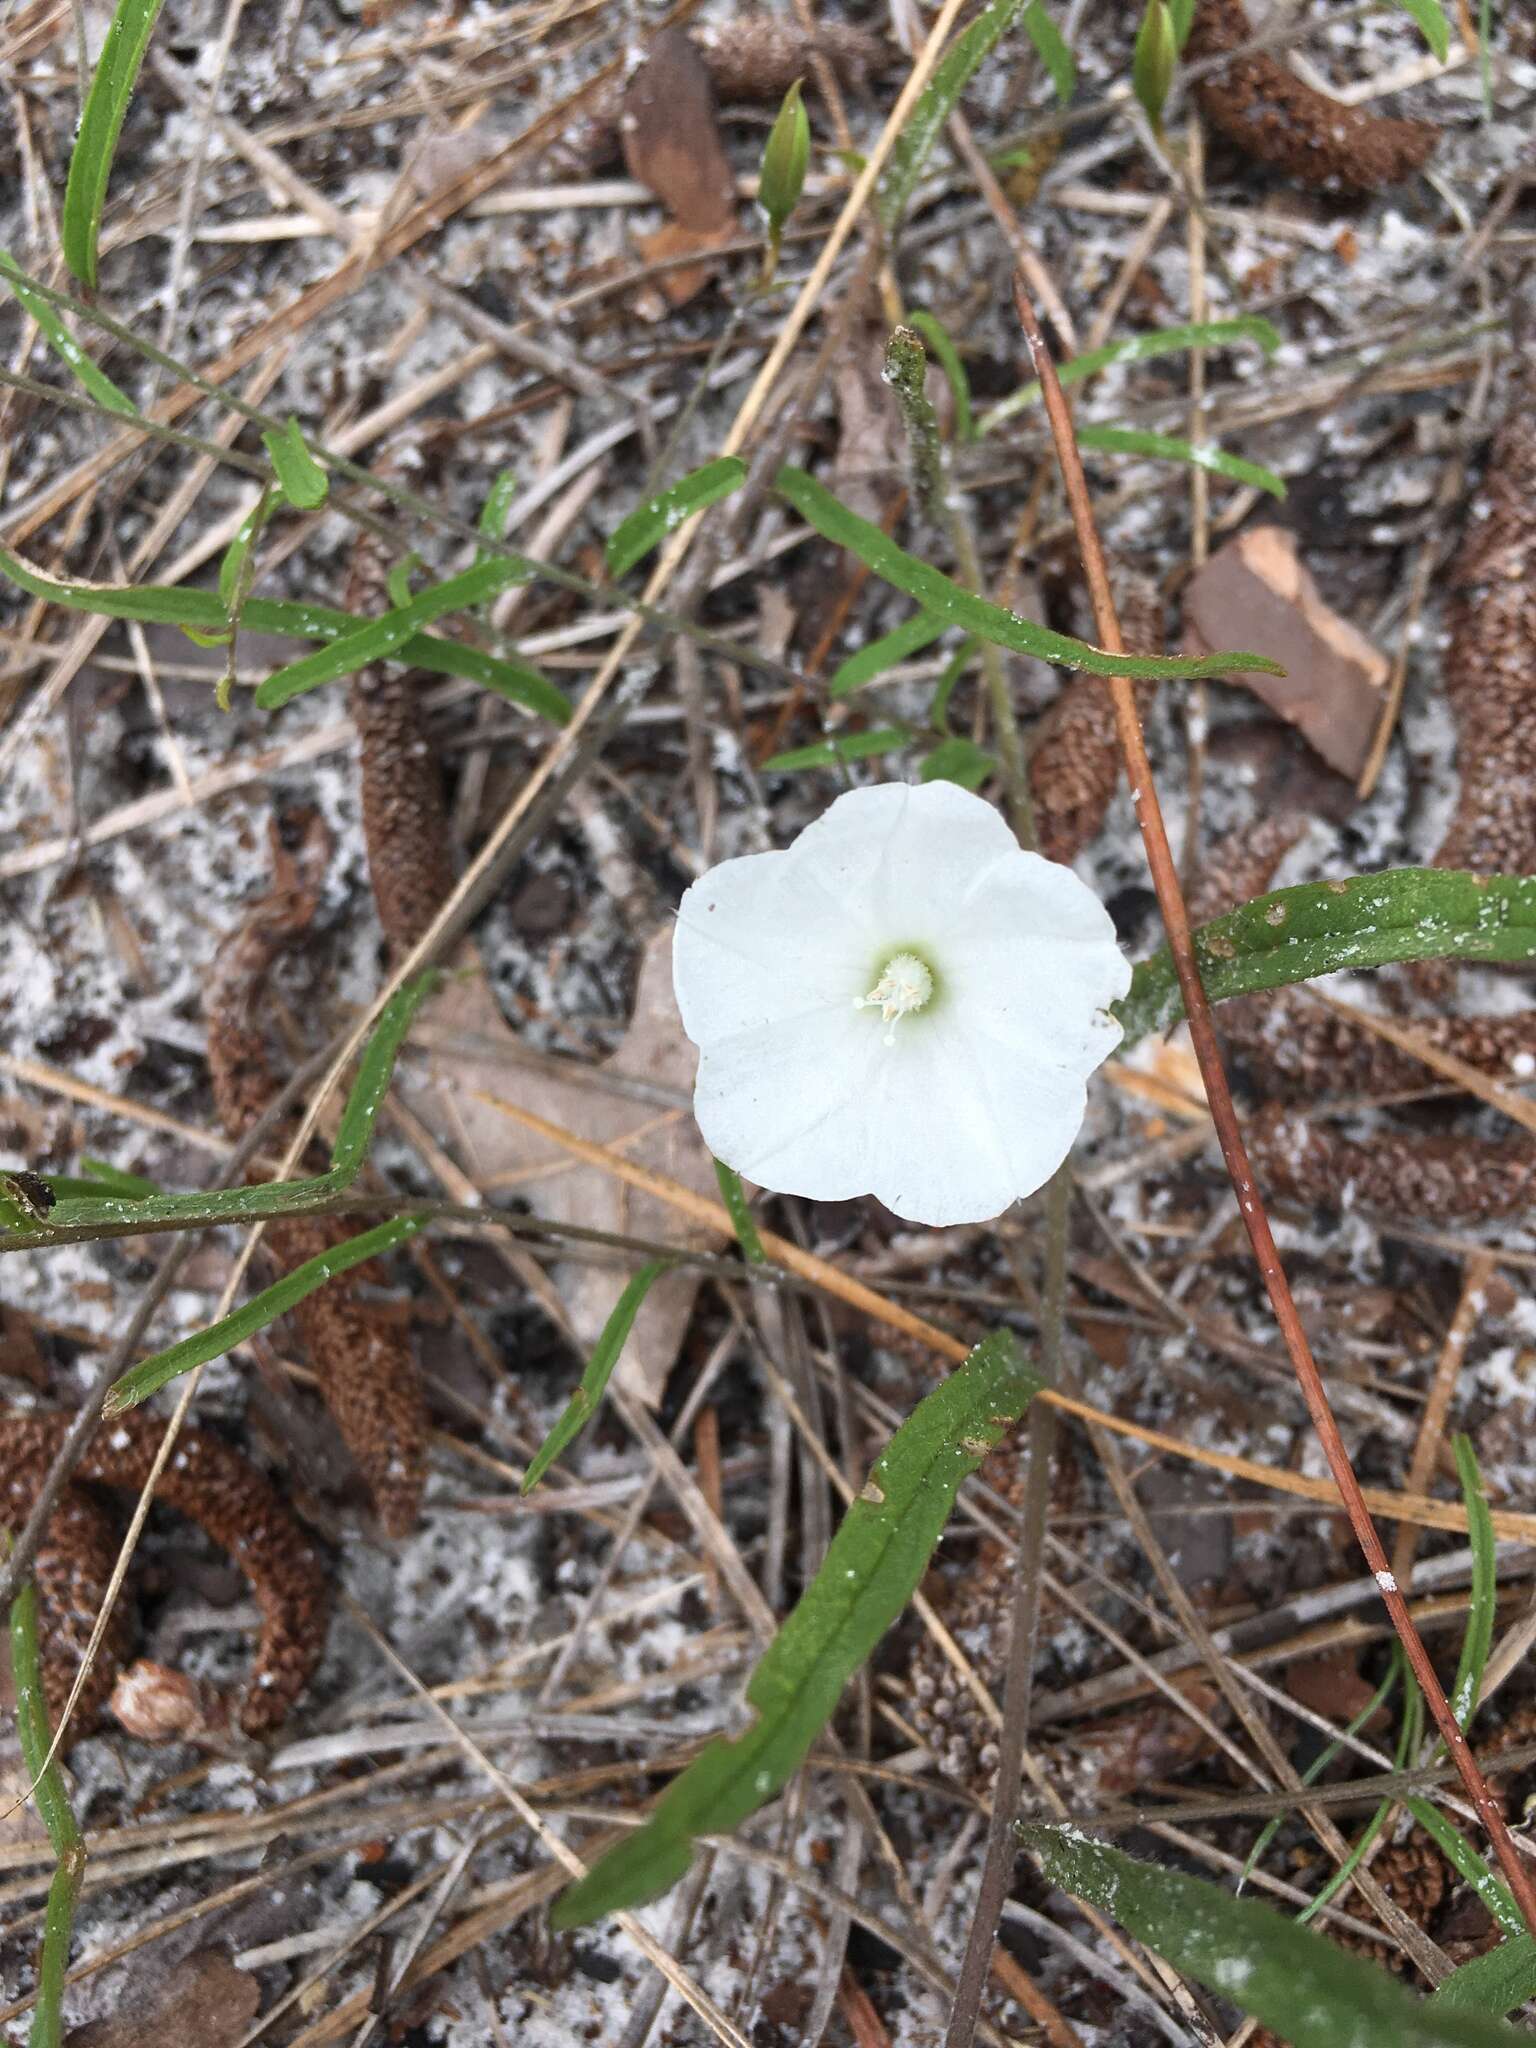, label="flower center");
[855,951,934,1044]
